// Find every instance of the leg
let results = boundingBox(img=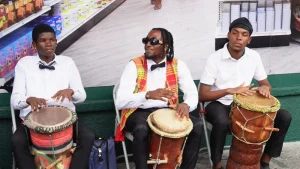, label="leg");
[12,124,36,169]
[205,101,231,169]
[261,109,292,164]
[154,0,162,10]
[125,108,159,169]
[70,122,95,169]
[180,115,203,169]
